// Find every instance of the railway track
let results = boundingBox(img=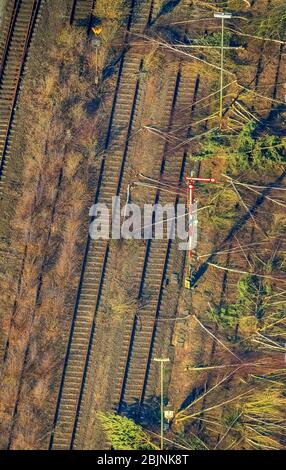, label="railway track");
[112,65,199,416]
[72,60,182,449]
[0,1,18,68]
[0,0,95,367]
[4,0,282,452]
[0,0,43,194]
[69,0,94,27]
[0,0,44,365]
[3,0,281,452]
[0,0,99,449]
[70,1,198,448]
[70,59,183,449]
[0,0,95,197]
[49,0,154,450]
